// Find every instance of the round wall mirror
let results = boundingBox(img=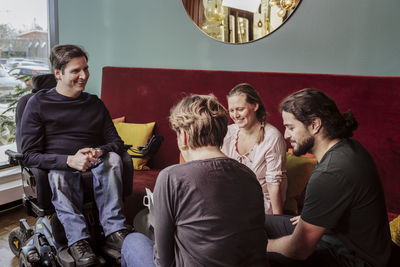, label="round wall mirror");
[182,0,301,43]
